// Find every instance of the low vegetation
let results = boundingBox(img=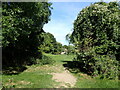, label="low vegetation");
[2,54,119,88]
